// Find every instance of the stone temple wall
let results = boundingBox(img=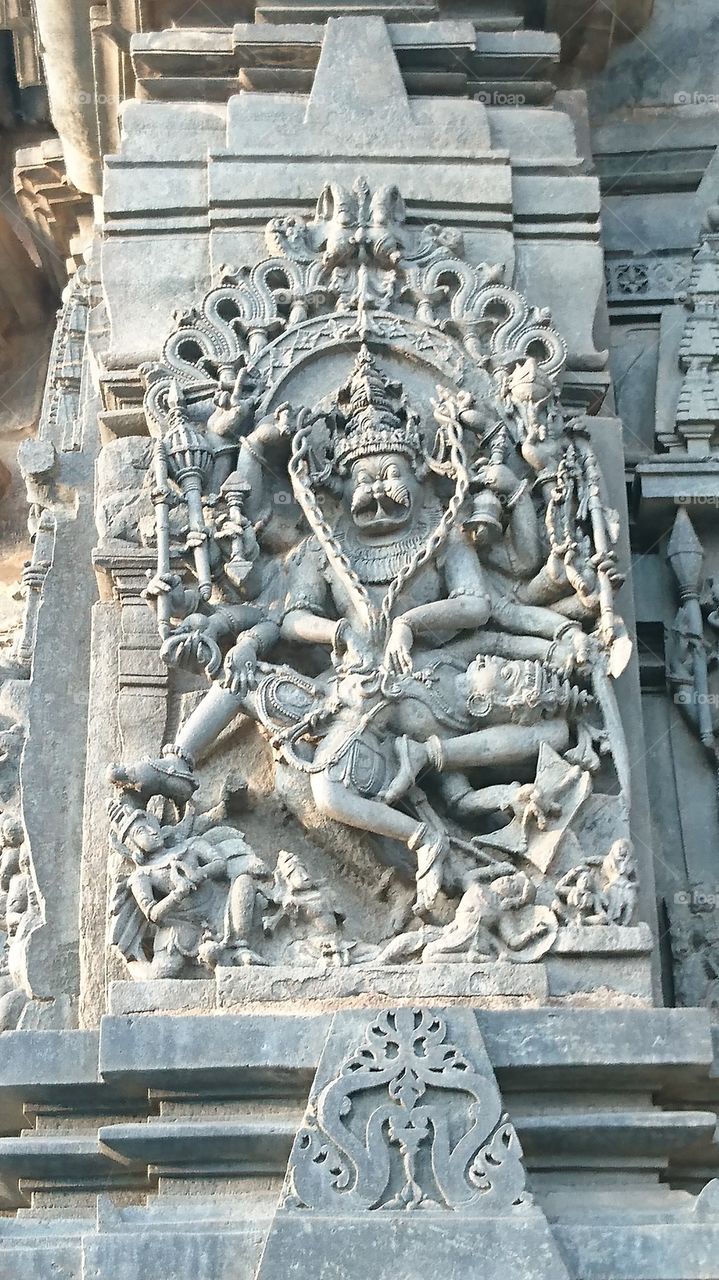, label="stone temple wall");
[0,3,718,1278]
